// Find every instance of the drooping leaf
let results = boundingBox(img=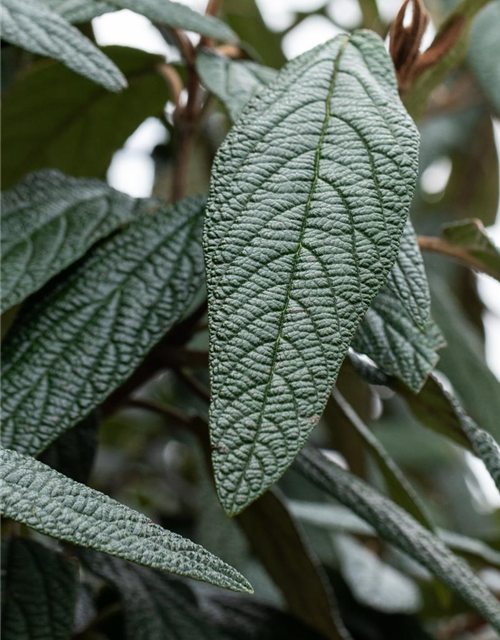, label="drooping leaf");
[294,447,500,631]
[440,218,500,280]
[80,550,219,640]
[106,0,237,42]
[204,30,420,515]
[290,500,500,569]
[237,488,349,640]
[333,534,422,614]
[0,448,253,593]
[1,171,155,312]
[330,389,434,530]
[41,0,113,22]
[353,223,445,392]
[196,50,278,122]
[38,412,98,483]
[1,196,205,457]
[1,47,169,189]
[1,0,126,92]
[1,537,77,640]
